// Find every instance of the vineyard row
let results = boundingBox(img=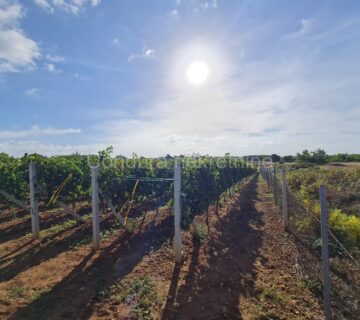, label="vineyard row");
[0,153,255,259]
